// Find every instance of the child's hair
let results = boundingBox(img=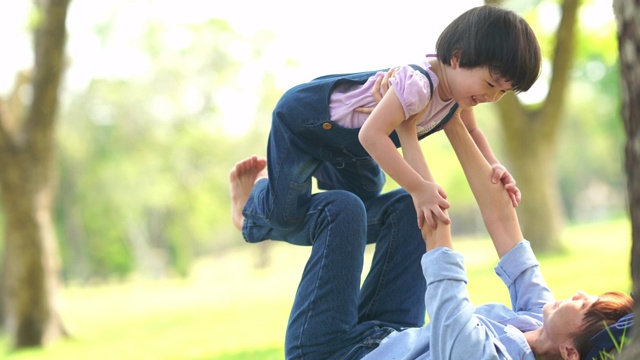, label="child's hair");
[435,5,541,93]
